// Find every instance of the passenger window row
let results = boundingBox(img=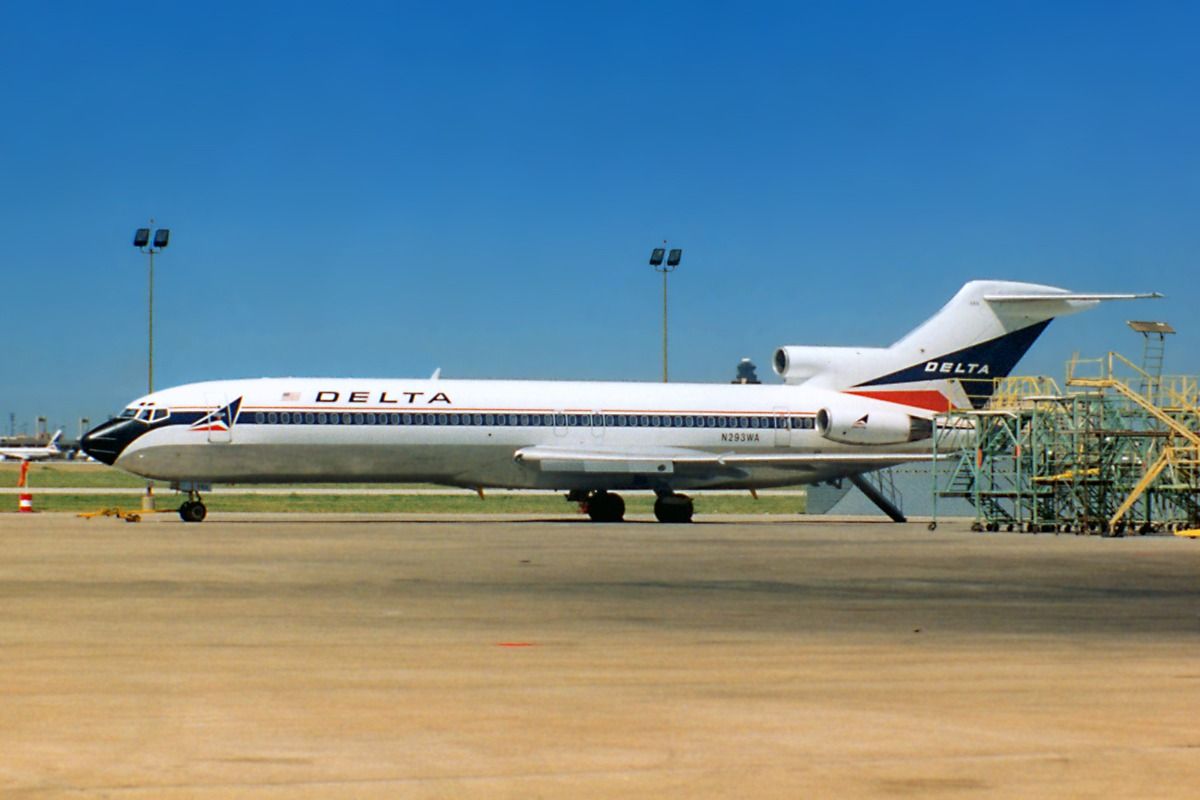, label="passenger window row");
[248,411,817,430]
